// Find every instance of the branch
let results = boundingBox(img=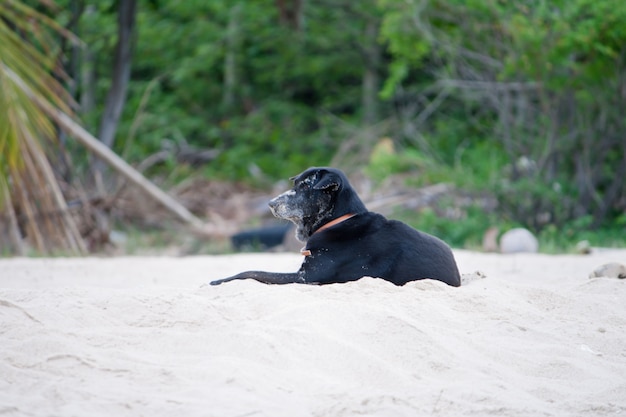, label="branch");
[438,79,542,92]
[4,65,204,229]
